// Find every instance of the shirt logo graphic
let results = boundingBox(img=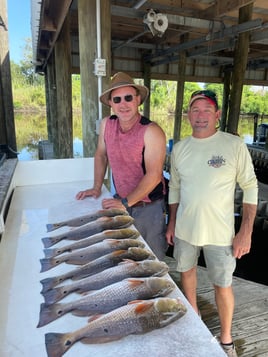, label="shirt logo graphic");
[207,155,226,168]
